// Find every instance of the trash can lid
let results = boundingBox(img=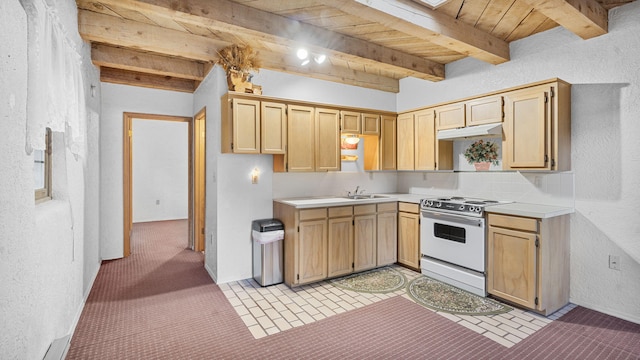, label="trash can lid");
[252,218,284,232]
